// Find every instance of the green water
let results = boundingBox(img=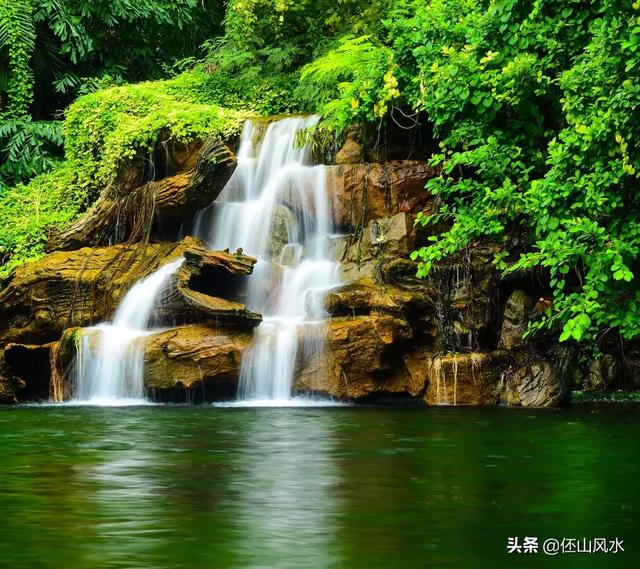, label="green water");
[0,405,638,568]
